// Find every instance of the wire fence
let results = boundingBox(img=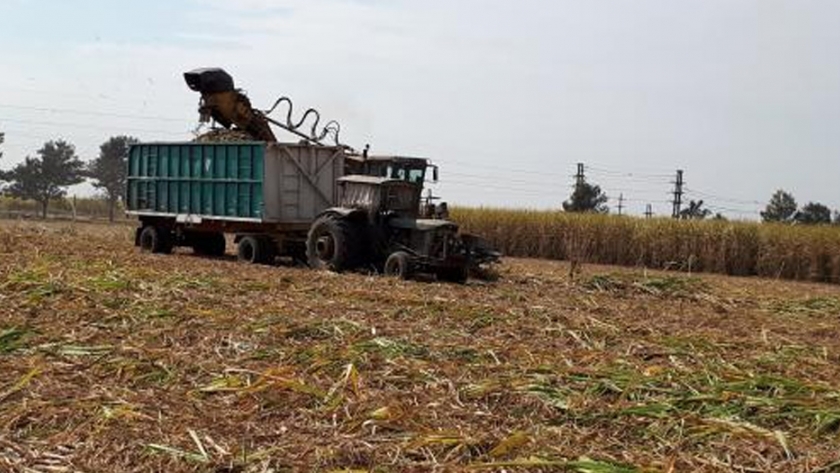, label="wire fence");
[0,197,131,223]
